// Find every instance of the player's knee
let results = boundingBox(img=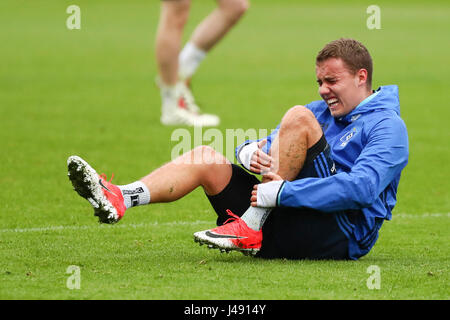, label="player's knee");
[191,145,227,166]
[219,0,249,21]
[168,0,191,12]
[163,0,191,30]
[234,0,250,16]
[281,105,316,130]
